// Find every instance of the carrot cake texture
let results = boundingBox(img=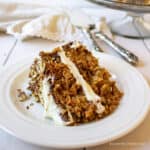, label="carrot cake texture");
[27,41,123,126]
